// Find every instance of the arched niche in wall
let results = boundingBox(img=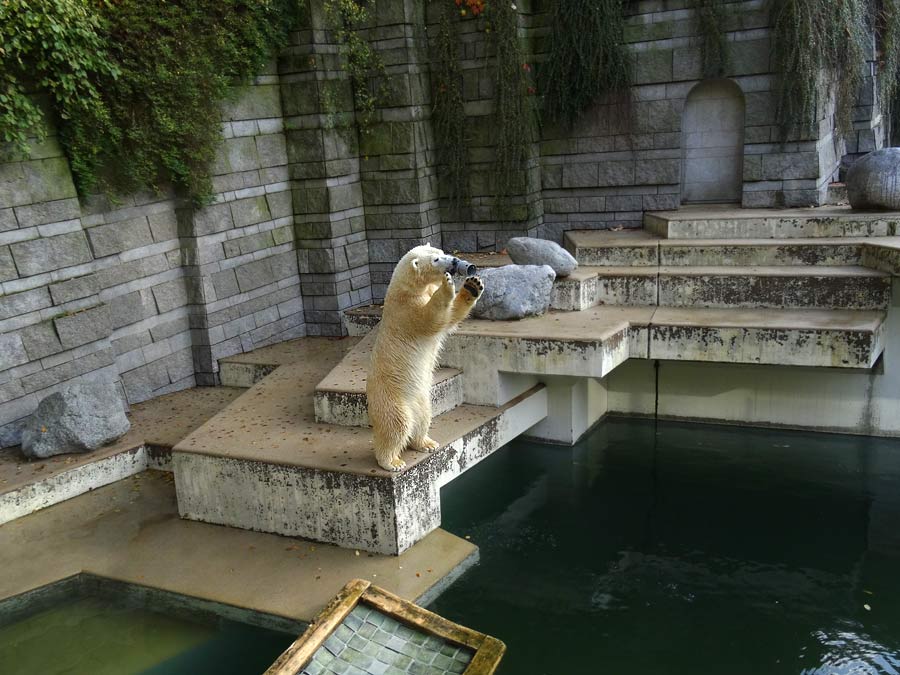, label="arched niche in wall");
[681,78,746,204]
